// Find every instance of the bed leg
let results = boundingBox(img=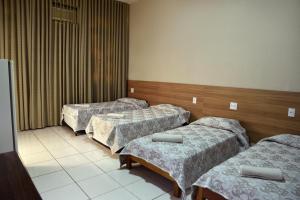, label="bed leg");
[196,187,204,200]
[126,157,132,169]
[173,182,181,198]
